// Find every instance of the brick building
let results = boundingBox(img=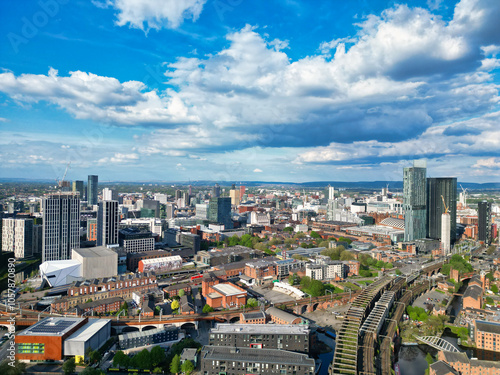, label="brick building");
[240,310,266,324]
[163,282,191,297]
[437,350,500,374]
[266,306,302,325]
[127,250,170,272]
[463,285,483,310]
[75,297,123,315]
[205,282,247,309]
[471,320,500,353]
